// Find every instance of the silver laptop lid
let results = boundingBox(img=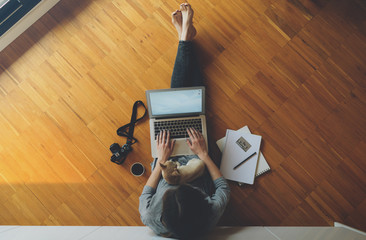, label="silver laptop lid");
[145,86,205,119]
